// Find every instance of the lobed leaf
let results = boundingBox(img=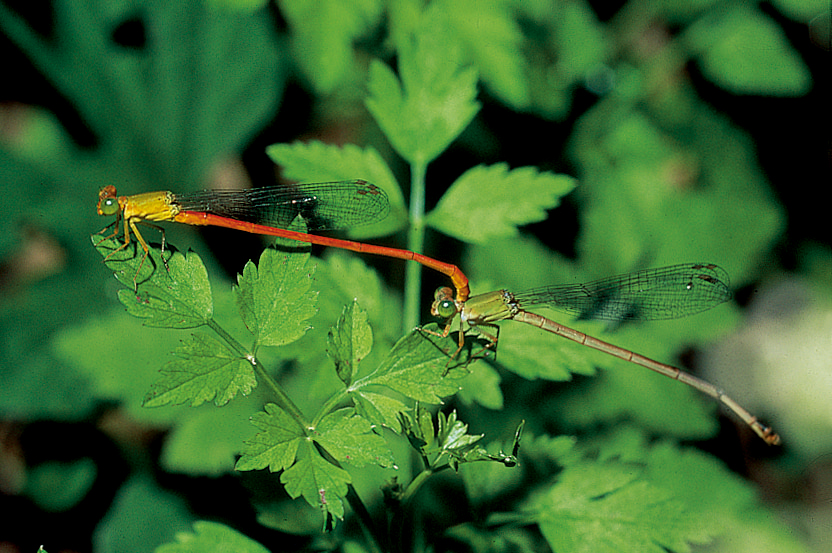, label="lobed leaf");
[279,0,383,94]
[427,163,576,244]
[94,237,213,329]
[266,140,405,233]
[358,325,471,404]
[143,333,255,407]
[351,391,410,433]
[312,408,394,468]
[365,13,480,166]
[327,301,373,386]
[233,249,318,347]
[431,0,528,109]
[236,403,304,472]
[280,442,351,524]
[525,461,708,553]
